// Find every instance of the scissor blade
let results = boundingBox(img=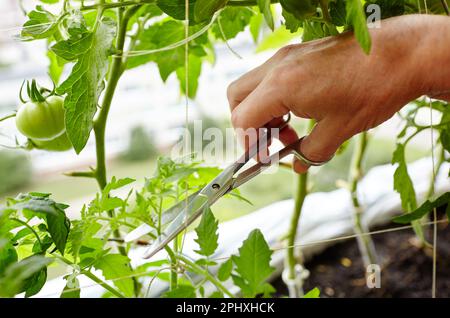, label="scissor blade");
[142,193,210,258]
[124,190,201,243]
